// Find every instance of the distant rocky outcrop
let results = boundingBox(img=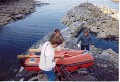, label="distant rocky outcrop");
[61,3,119,40]
[0,0,35,26]
[35,0,49,6]
[112,0,119,2]
[0,0,50,27]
